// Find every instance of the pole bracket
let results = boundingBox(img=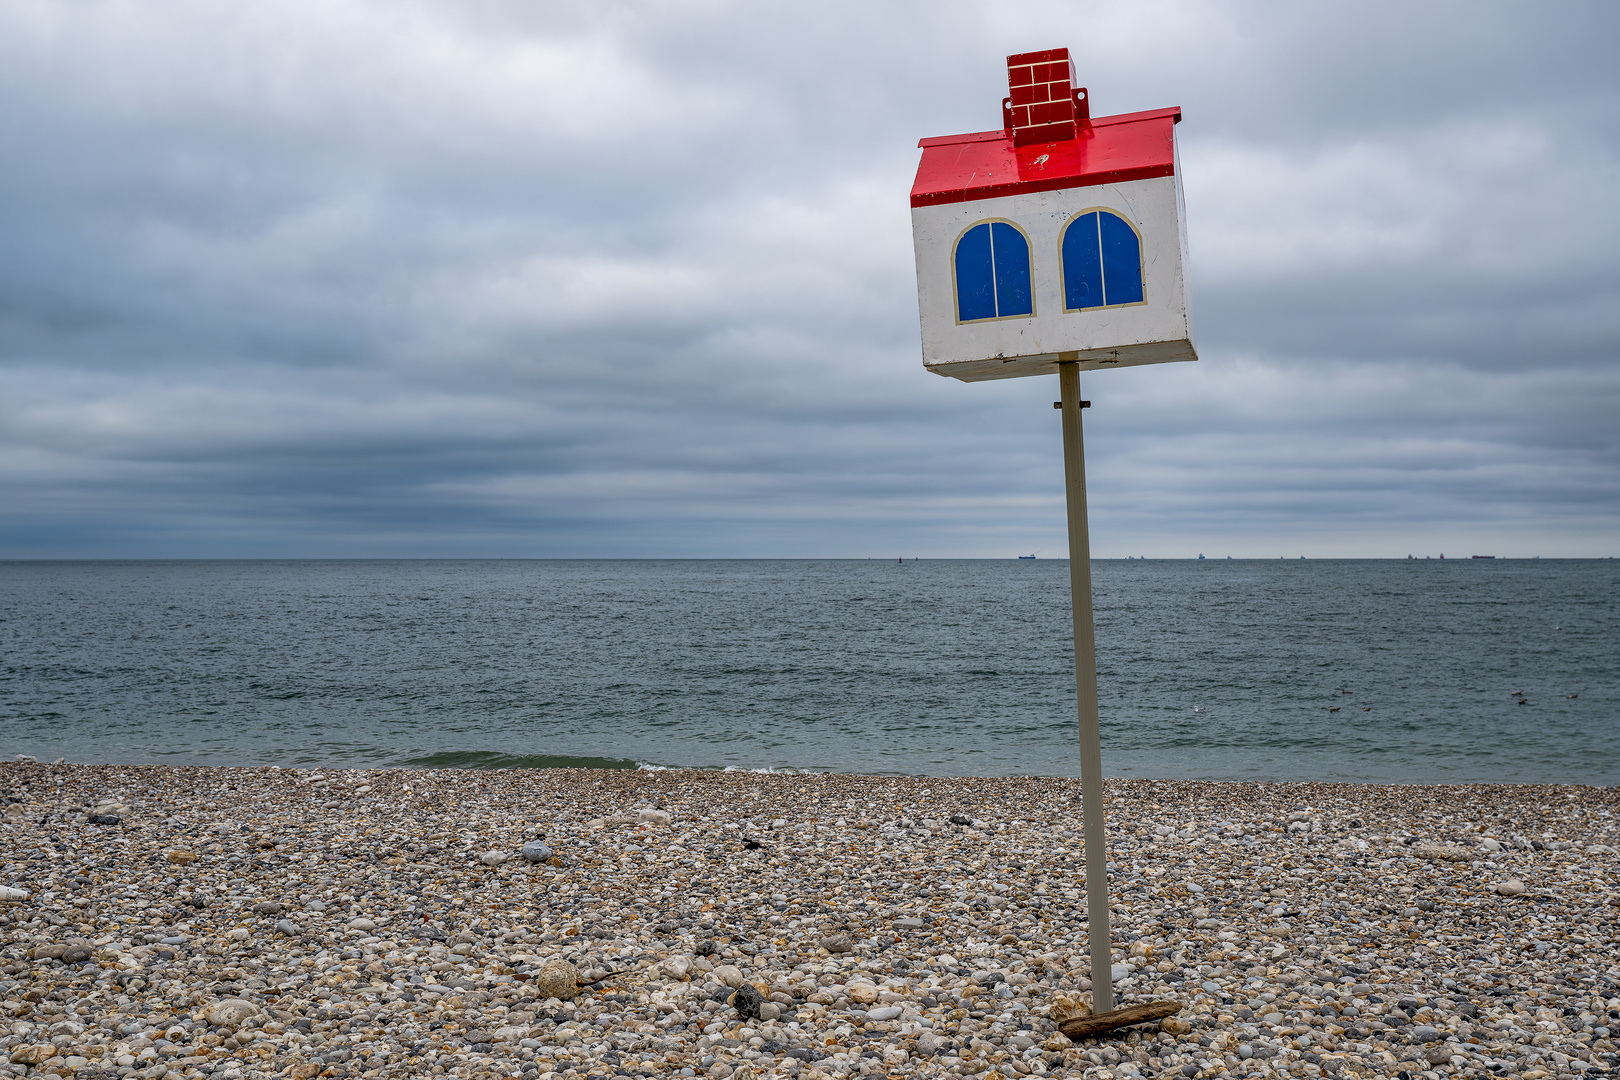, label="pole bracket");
[1053,401,1091,409]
